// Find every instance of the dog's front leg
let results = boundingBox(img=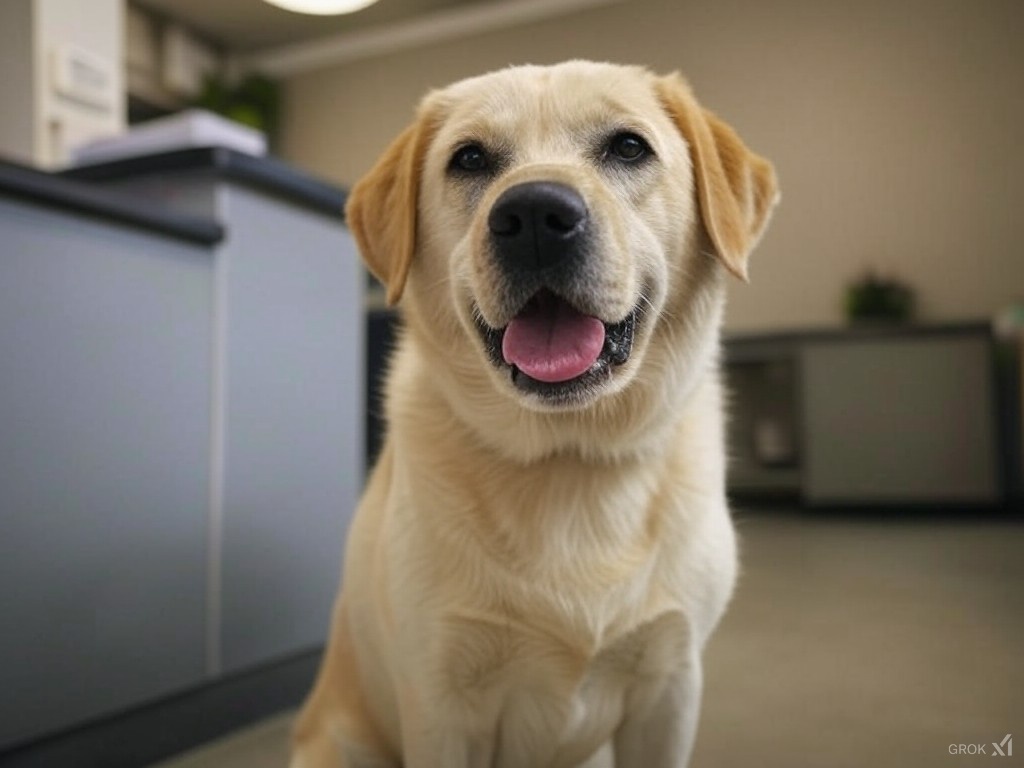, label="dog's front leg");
[398,684,497,768]
[402,723,495,768]
[612,653,703,768]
